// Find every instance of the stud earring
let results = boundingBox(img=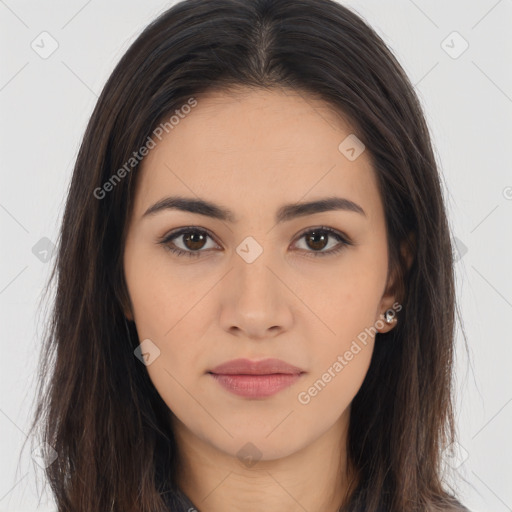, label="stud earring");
[384,309,396,324]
